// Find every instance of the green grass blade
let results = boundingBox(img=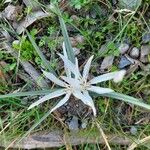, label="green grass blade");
[26,30,56,75]
[0,89,56,99]
[58,13,75,63]
[102,92,150,110]
[17,109,52,143]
